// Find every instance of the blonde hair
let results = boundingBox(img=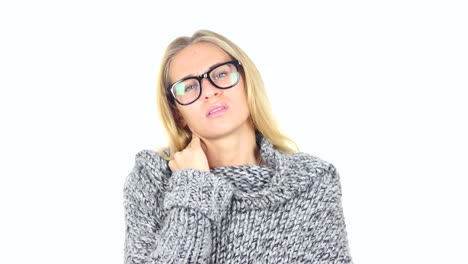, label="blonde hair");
[155,29,298,159]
